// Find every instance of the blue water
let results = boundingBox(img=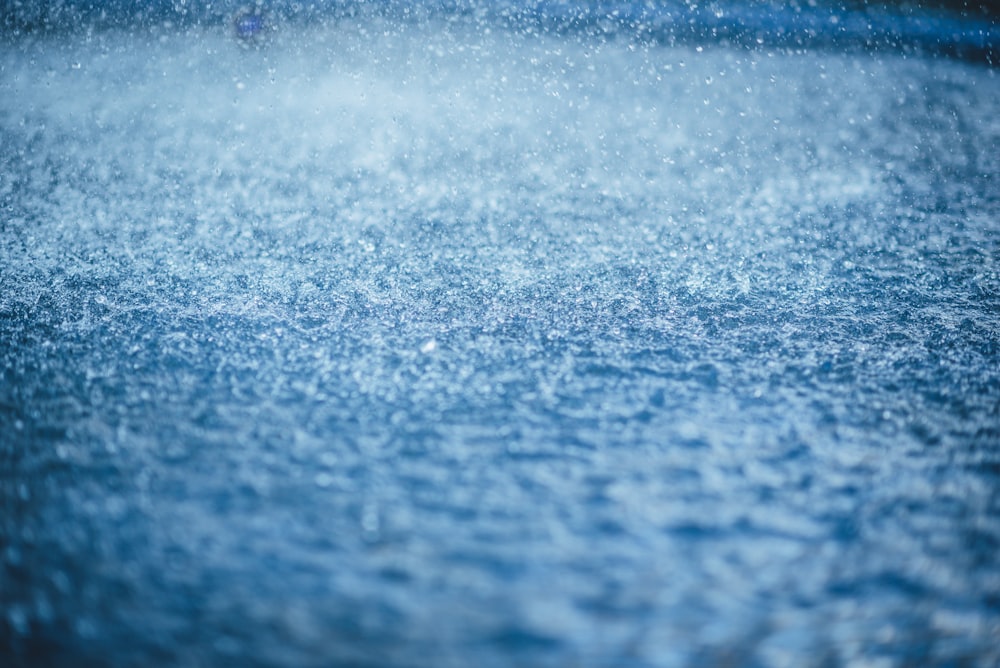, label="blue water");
[2,3,999,666]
